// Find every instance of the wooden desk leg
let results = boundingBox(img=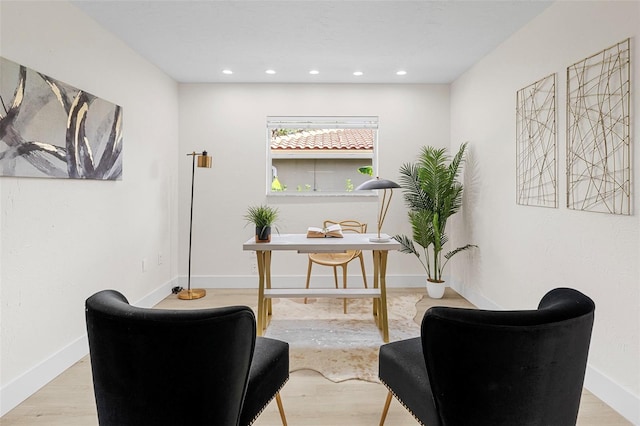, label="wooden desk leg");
[372,250,380,321]
[378,250,390,343]
[265,250,272,318]
[372,250,390,342]
[256,251,266,336]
